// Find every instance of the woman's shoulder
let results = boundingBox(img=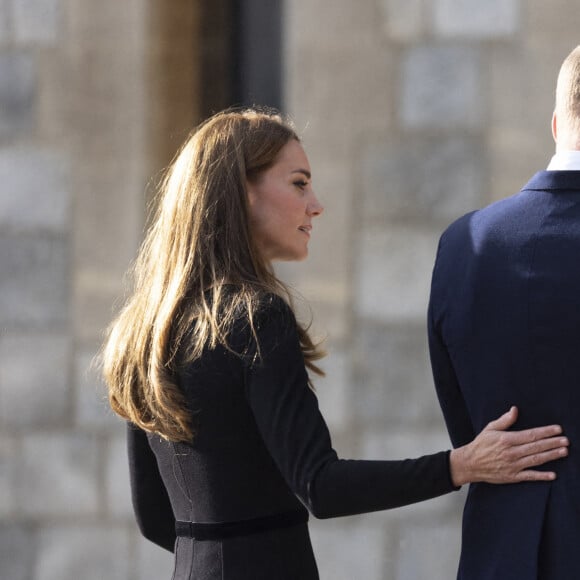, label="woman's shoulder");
[227,291,298,354]
[223,285,293,318]
[255,291,293,315]
[253,292,297,329]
